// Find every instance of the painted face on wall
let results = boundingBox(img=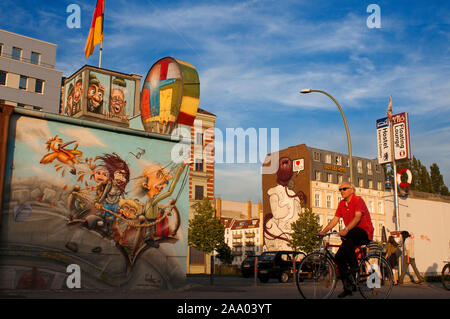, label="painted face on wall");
[88,83,105,112]
[94,167,109,185]
[73,81,82,104]
[114,169,127,188]
[110,88,126,115]
[142,165,173,199]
